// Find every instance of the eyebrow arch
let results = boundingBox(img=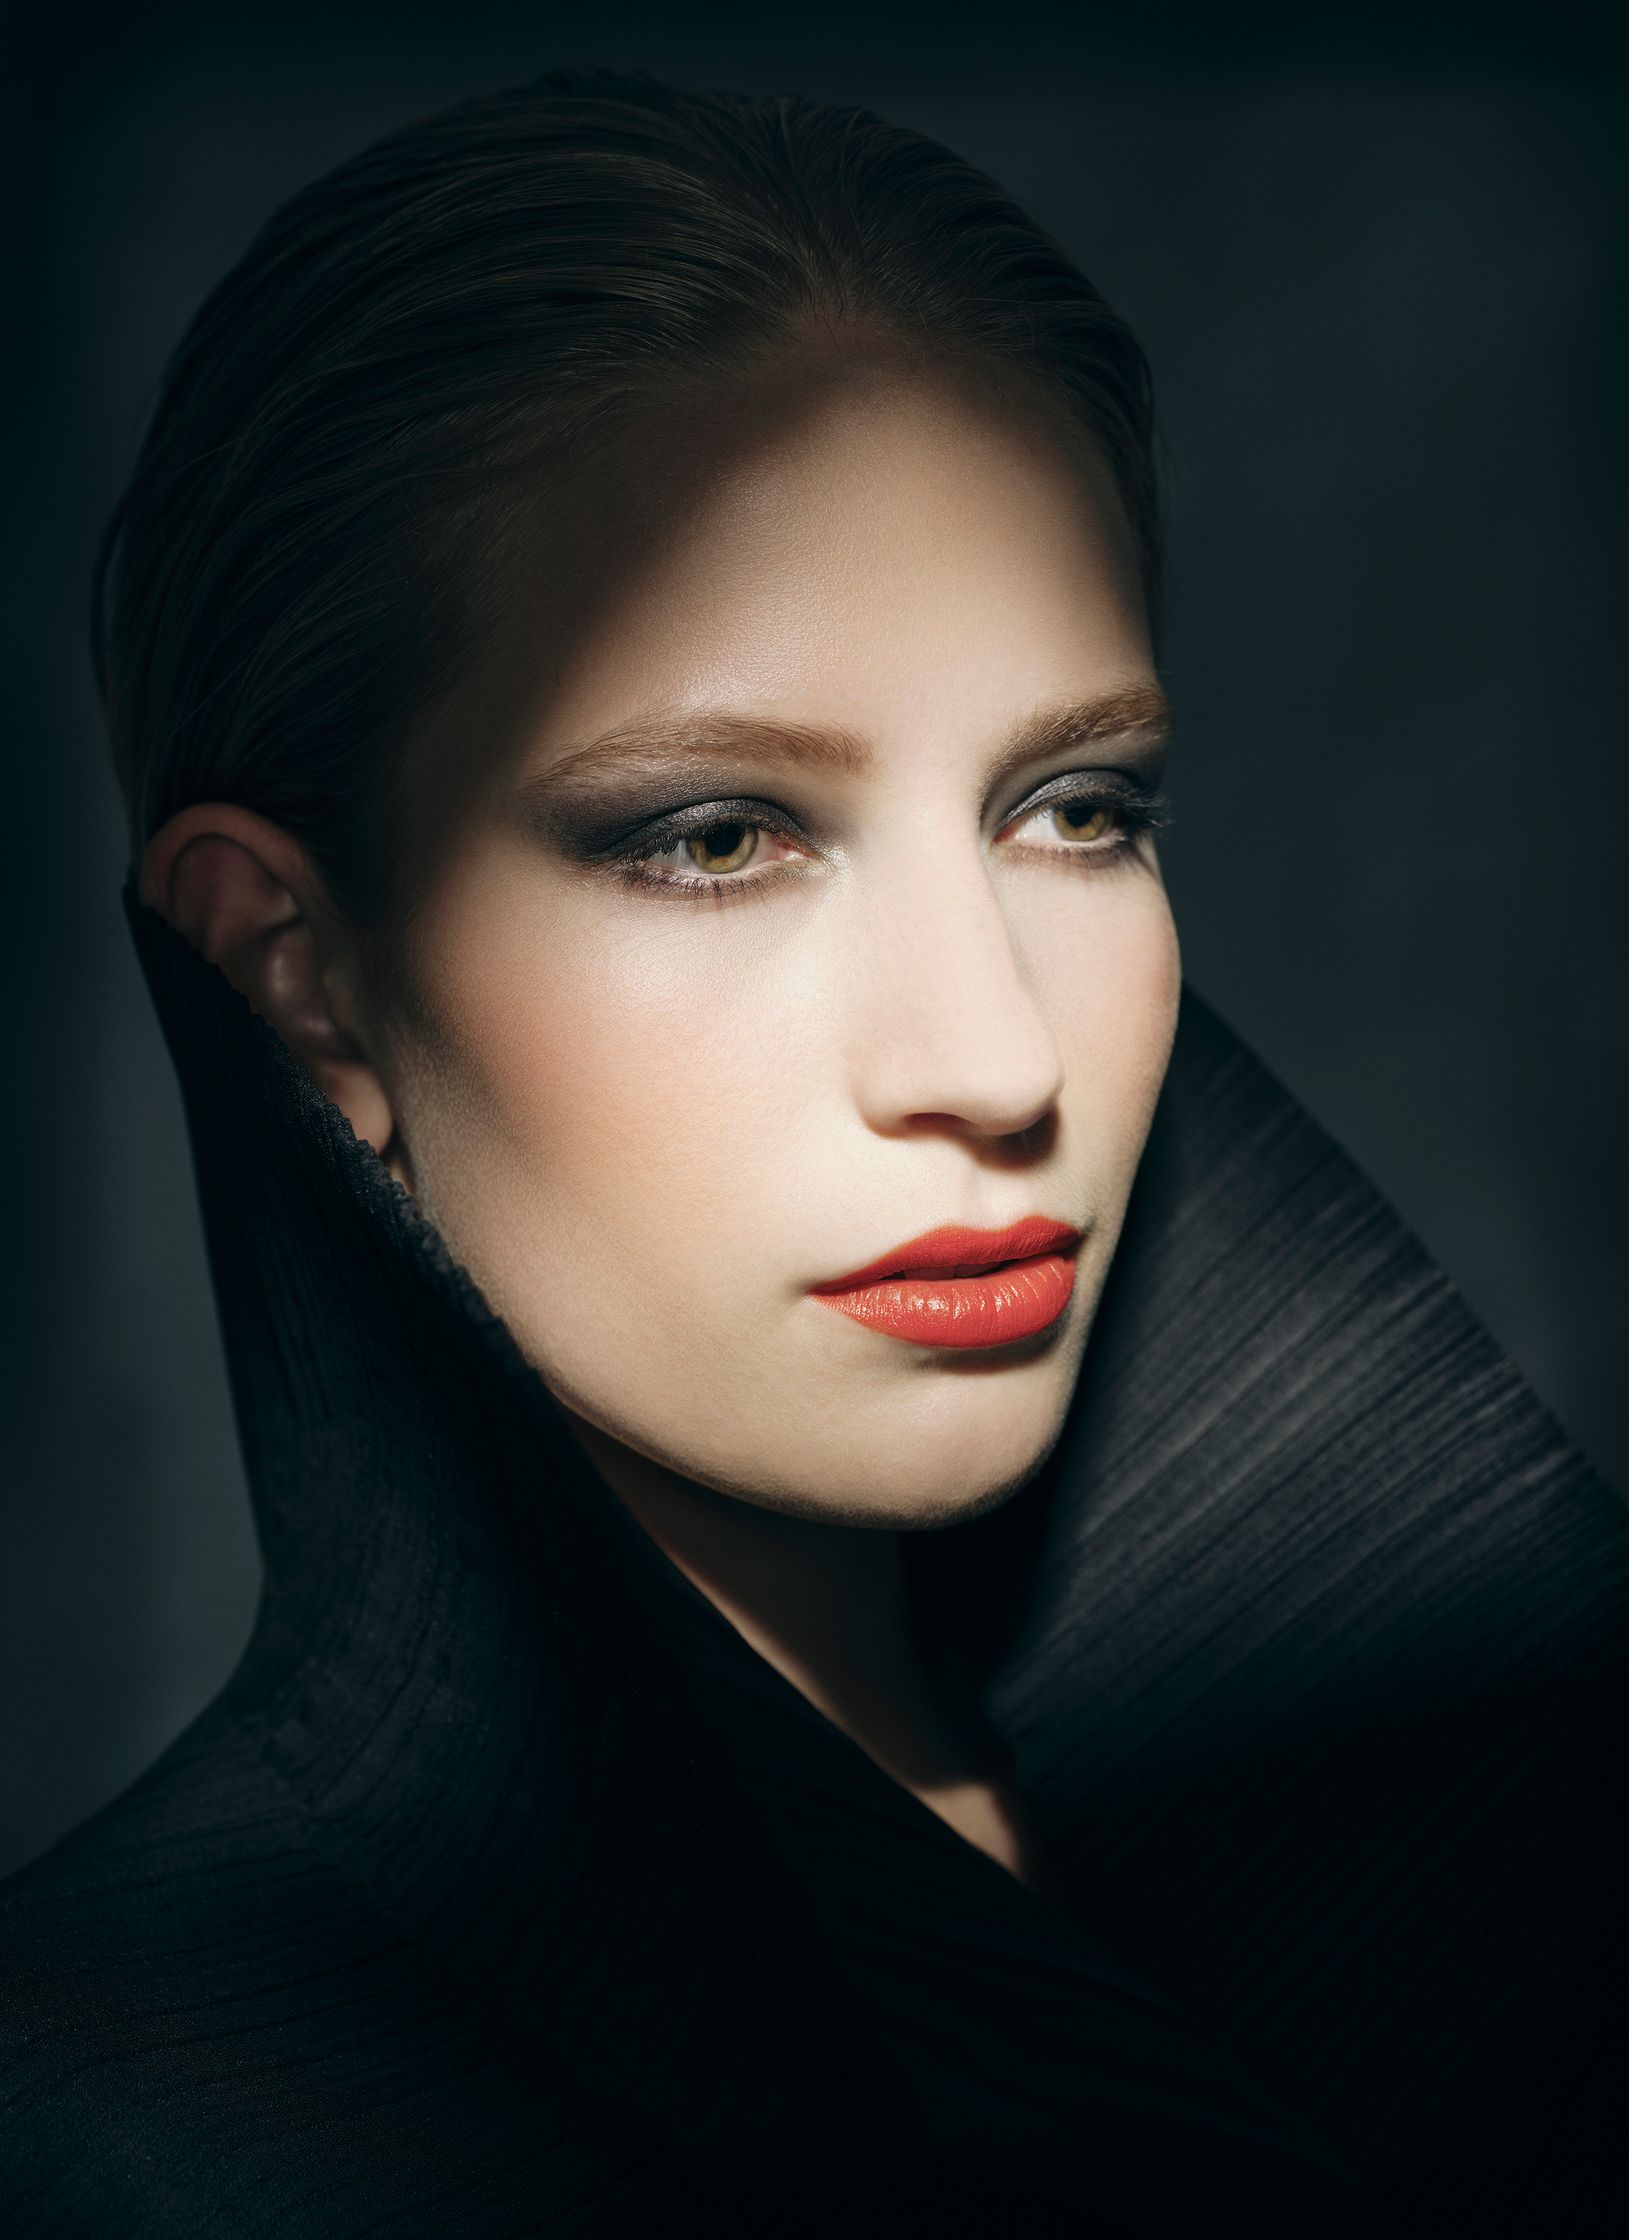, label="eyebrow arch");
[528,681,1172,799]
[984,683,1172,786]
